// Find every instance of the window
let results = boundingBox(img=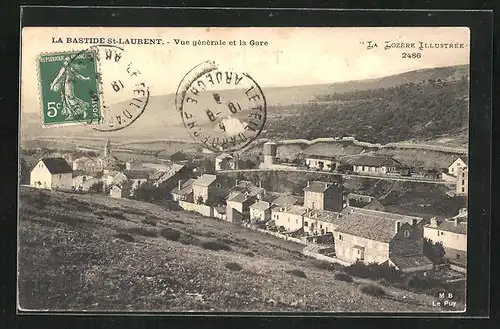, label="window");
[216,183,221,188]
[296,219,298,224]
[59,174,62,178]
[462,187,465,193]
[320,224,323,229]
[403,230,410,238]
[456,254,461,260]
[339,234,343,241]
[412,219,417,226]
[462,172,465,178]
[357,249,360,255]
[462,180,465,185]
[304,221,308,227]
[396,221,401,231]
